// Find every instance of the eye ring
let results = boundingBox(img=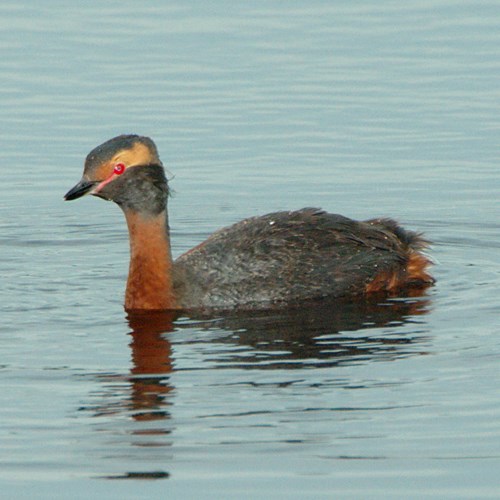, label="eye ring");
[114,163,126,175]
